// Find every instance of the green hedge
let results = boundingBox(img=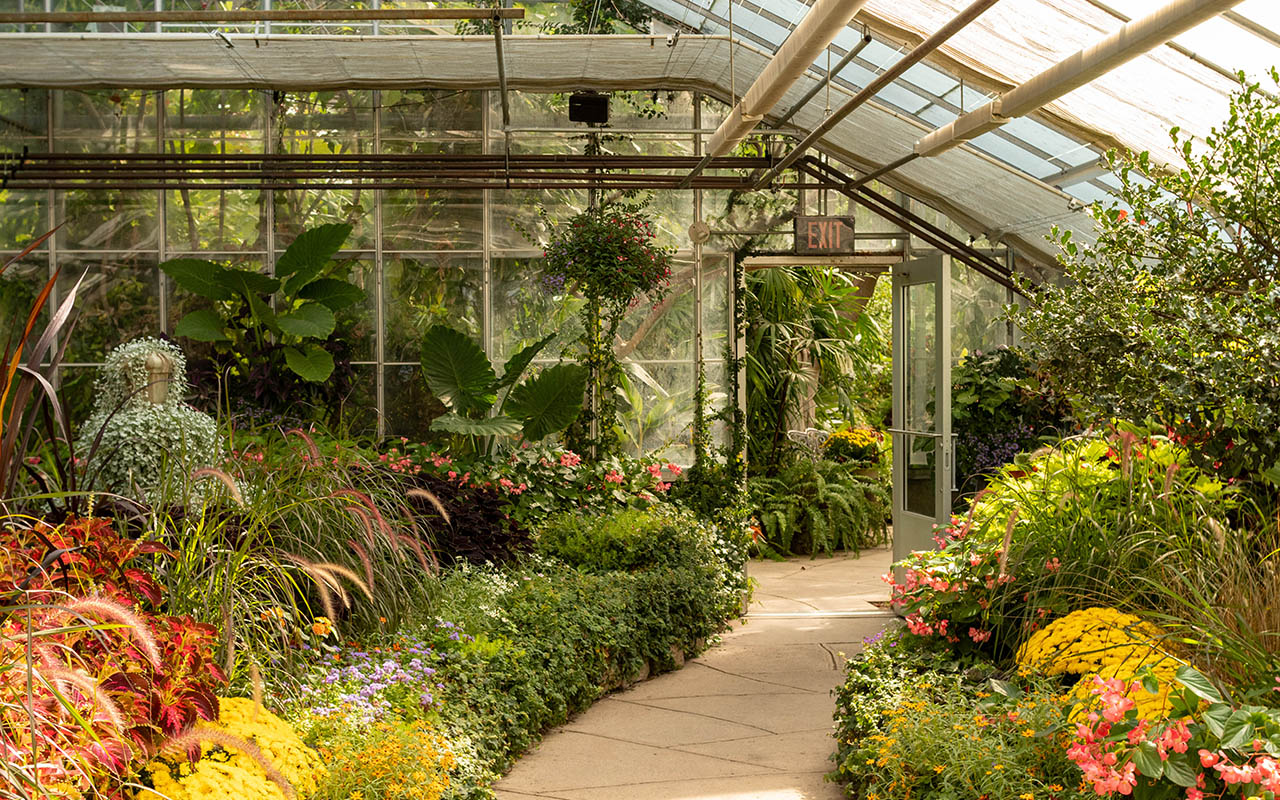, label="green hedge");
[431,505,749,796]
